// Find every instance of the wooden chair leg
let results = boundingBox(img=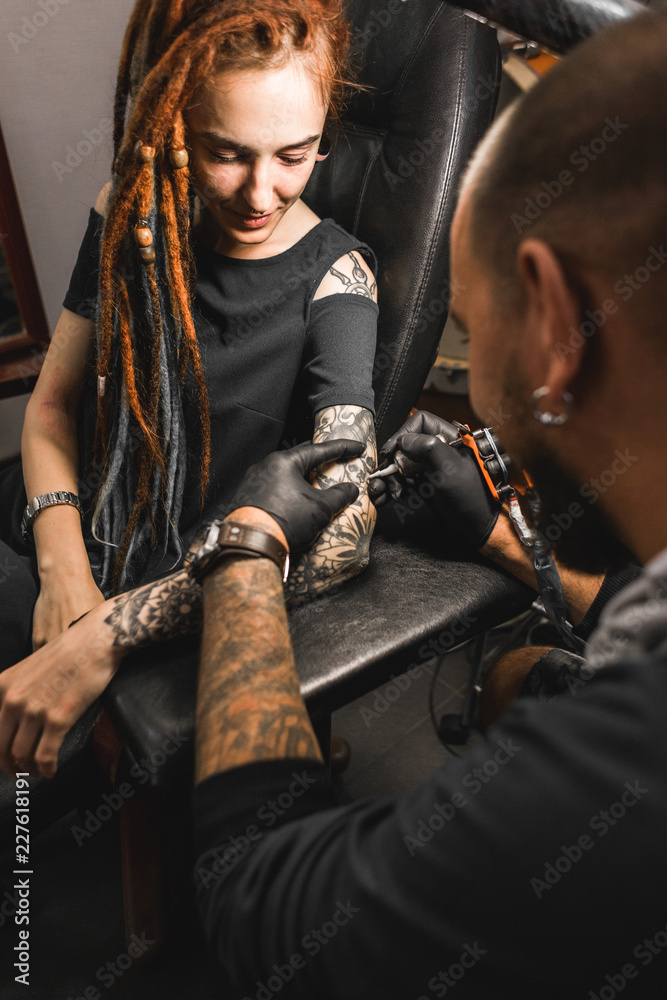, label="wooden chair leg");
[117,772,167,963]
[93,710,166,962]
[312,713,331,766]
[92,709,123,784]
